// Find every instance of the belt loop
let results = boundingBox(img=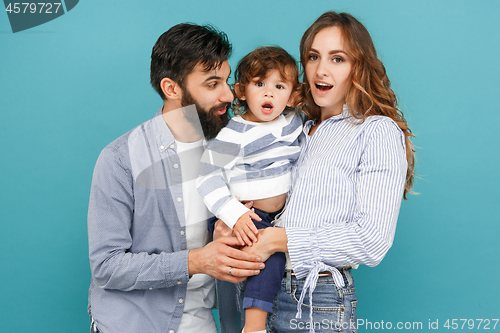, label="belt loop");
[286,270,292,293]
[344,268,353,287]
